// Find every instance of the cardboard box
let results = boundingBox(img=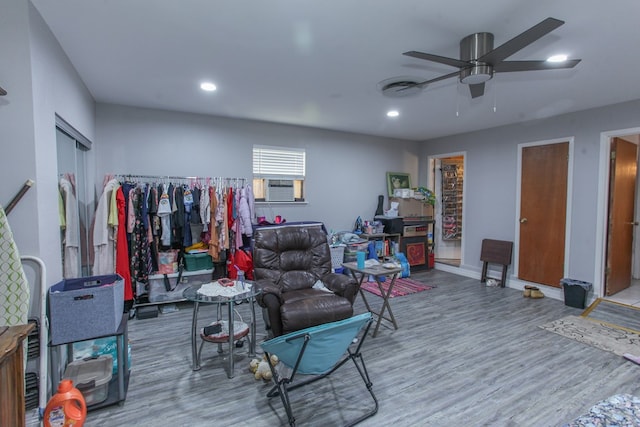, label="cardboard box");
[389,197,434,219]
[49,274,124,345]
